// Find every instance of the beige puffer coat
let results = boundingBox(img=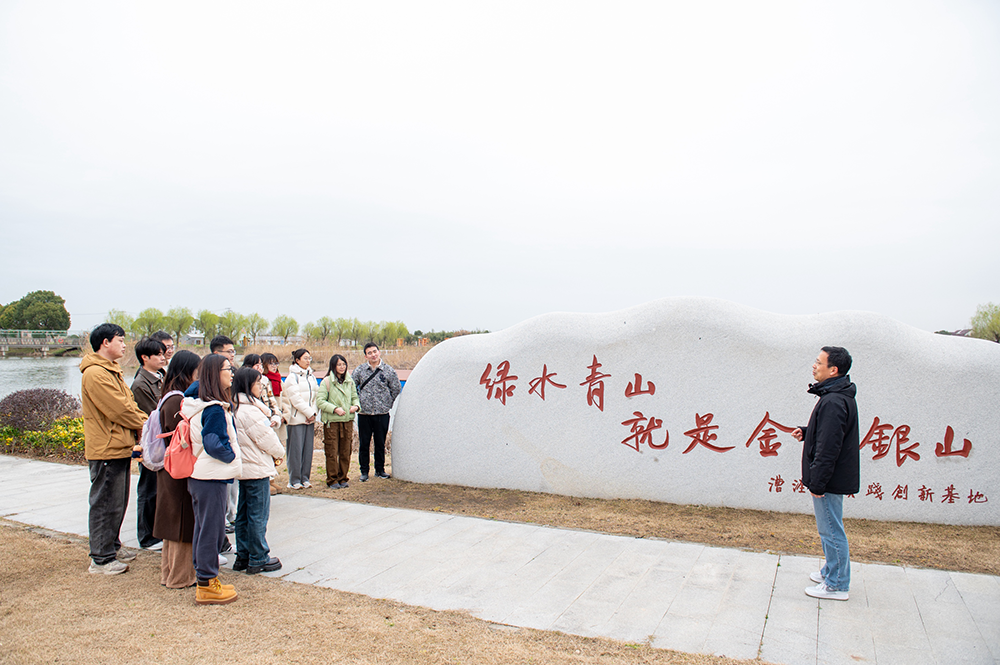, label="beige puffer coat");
[233,394,285,480]
[283,363,316,425]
